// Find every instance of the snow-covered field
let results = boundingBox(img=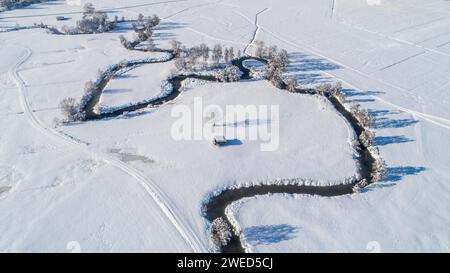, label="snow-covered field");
[0,0,449,252]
